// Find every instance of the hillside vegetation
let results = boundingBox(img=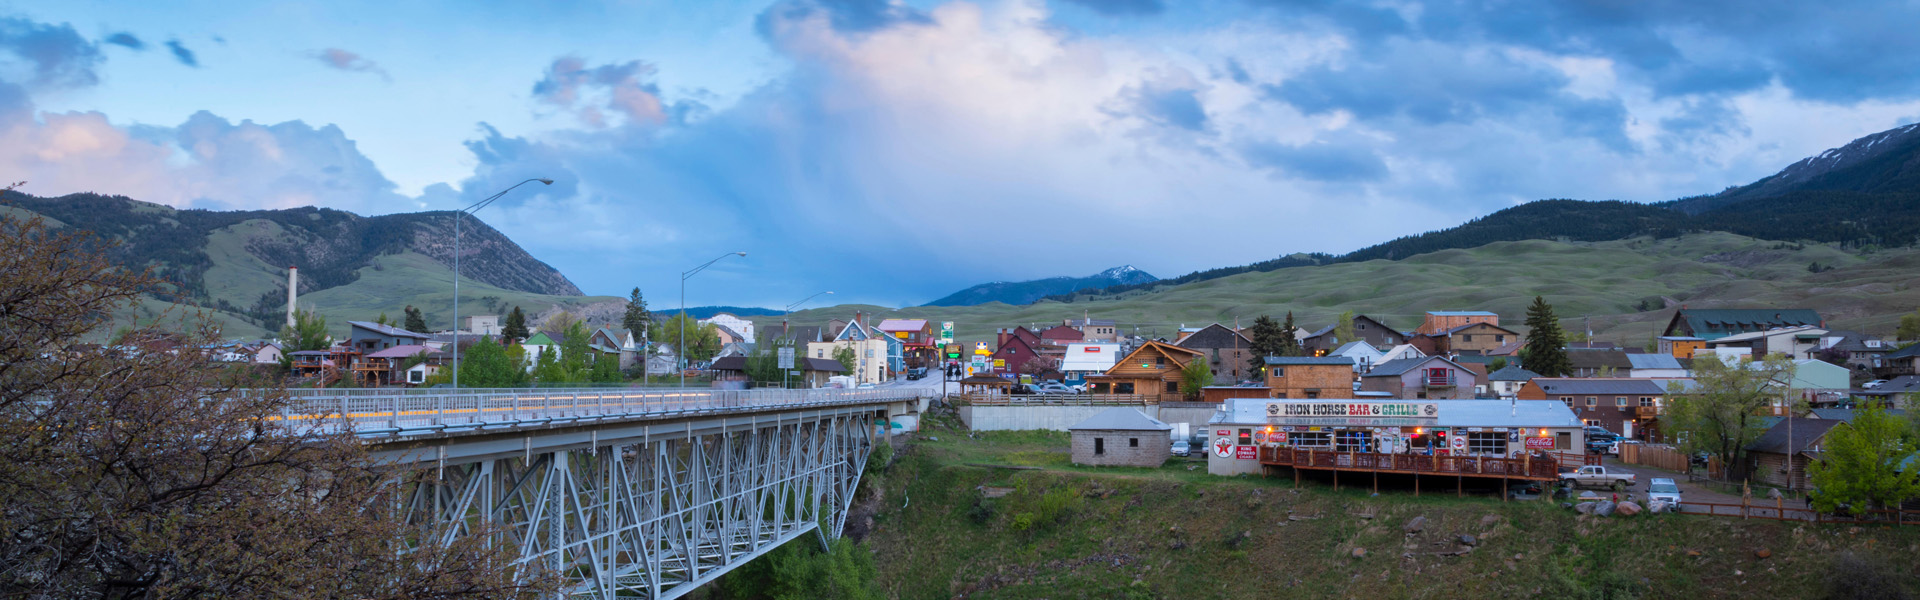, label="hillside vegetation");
[860,428,1920,599]
[771,232,1920,346]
